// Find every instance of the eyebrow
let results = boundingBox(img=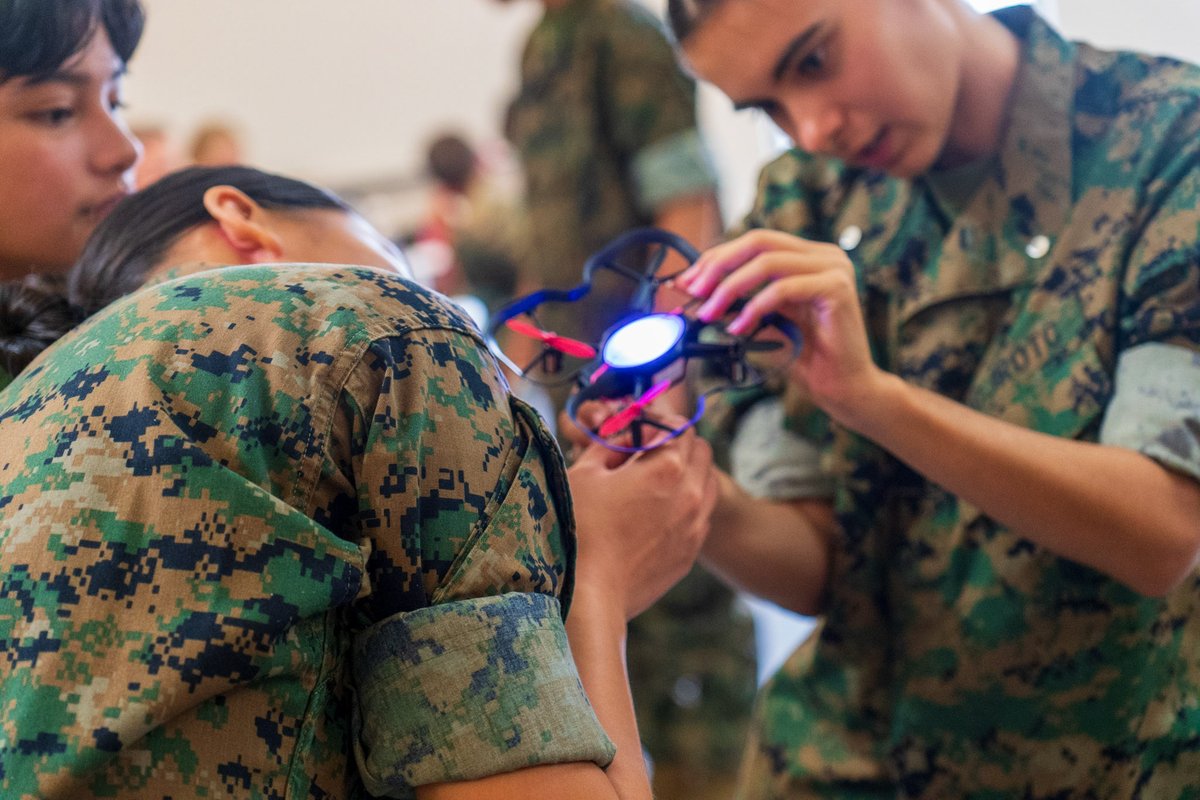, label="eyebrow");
[730,23,825,112]
[23,63,127,89]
